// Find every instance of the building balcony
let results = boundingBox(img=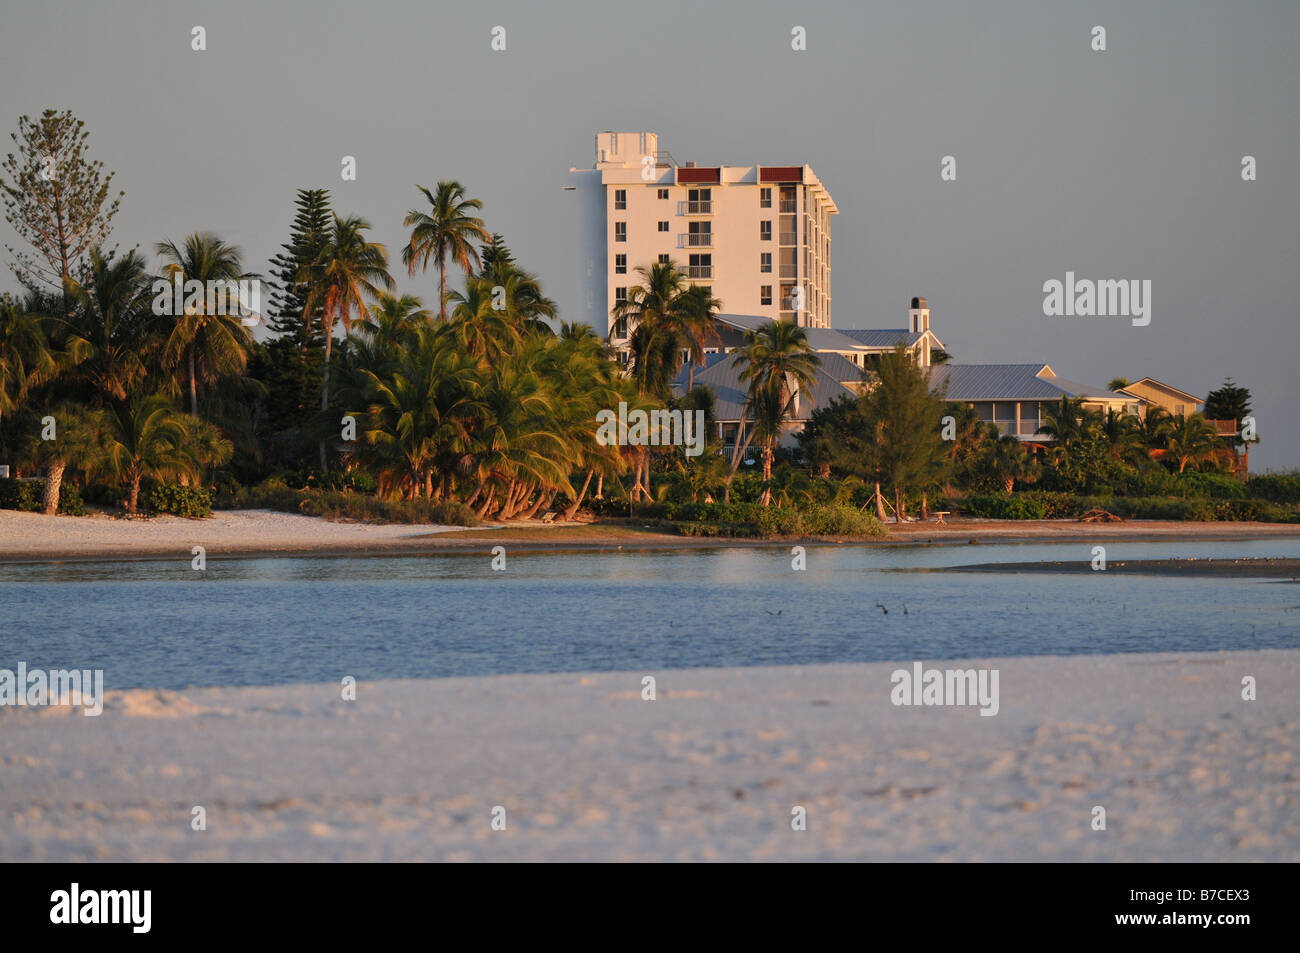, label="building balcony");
[779,264,798,278]
[679,233,713,248]
[779,232,797,245]
[779,200,797,212]
[677,200,712,215]
[684,265,713,279]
